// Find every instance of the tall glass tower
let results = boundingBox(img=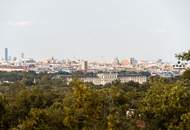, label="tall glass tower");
[5,48,8,61]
